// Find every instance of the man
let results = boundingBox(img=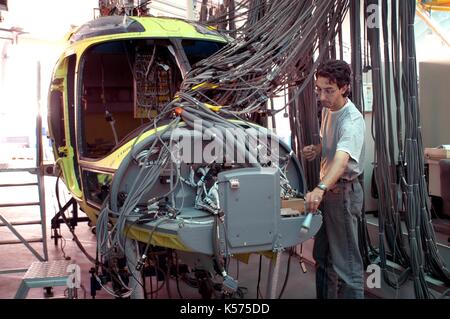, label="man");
[303,59,365,299]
